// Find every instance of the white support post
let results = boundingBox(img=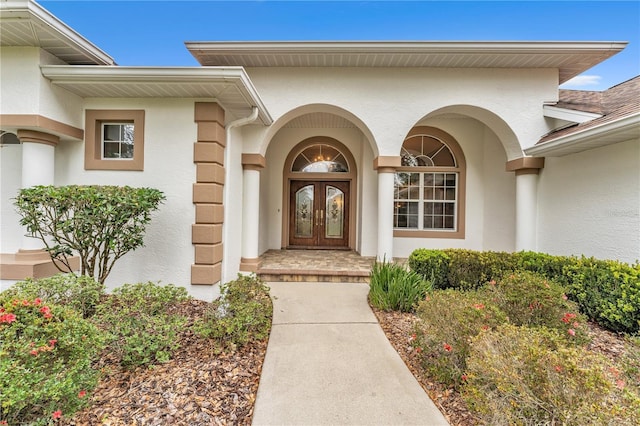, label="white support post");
[515,171,539,251]
[19,132,57,251]
[377,170,395,261]
[239,154,265,272]
[241,167,261,261]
